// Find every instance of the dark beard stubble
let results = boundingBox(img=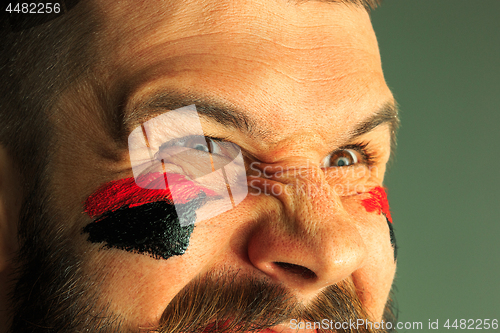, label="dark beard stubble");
[8,172,125,332]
